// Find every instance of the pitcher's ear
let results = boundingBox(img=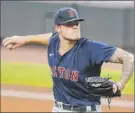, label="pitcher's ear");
[55,25,60,33]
